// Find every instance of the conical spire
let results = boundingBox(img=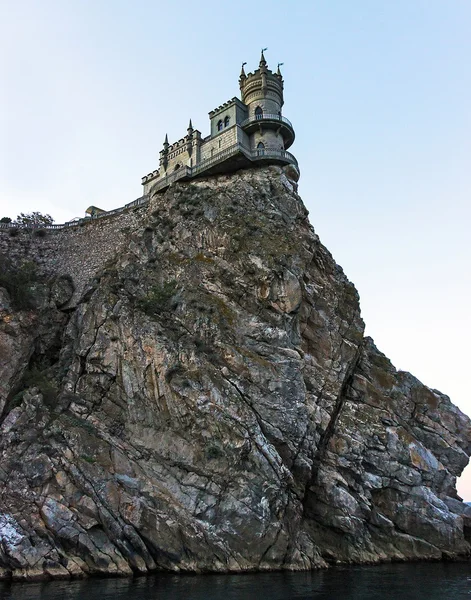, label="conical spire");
[259,48,268,69]
[163,133,169,150]
[277,62,284,77]
[240,61,247,79]
[187,119,193,133]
